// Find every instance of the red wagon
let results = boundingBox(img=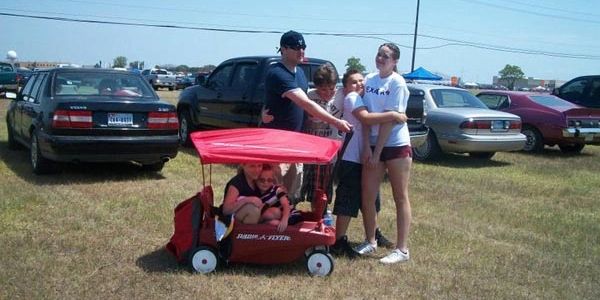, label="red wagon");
[166,128,343,276]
